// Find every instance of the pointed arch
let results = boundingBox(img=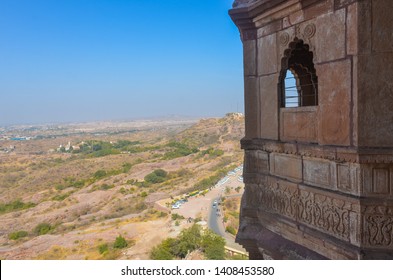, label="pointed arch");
[279,38,318,108]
